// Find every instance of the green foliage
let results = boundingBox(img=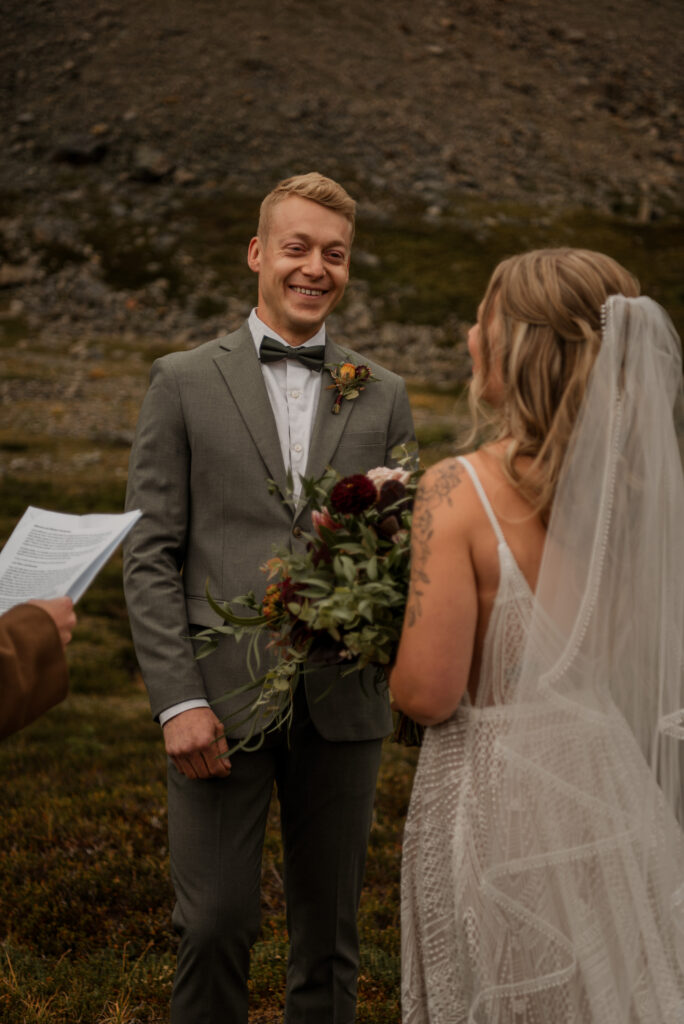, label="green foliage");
[415,421,457,448]
[0,473,126,525]
[354,199,684,335]
[81,204,185,298]
[199,450,422,748]
[1,939,175,1023]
